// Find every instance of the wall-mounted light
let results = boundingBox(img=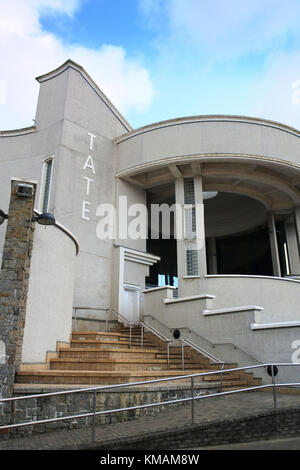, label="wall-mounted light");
[0,210,8,226]
[0,210,56,227]
[203,191,218,201]
[33,212,56,226]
